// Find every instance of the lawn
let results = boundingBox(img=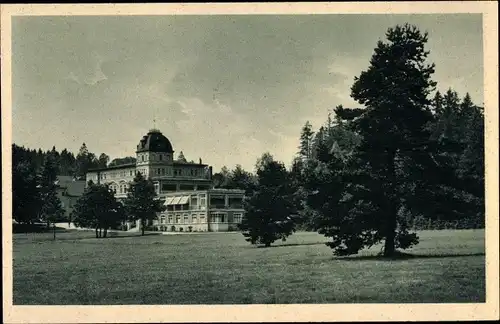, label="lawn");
[12,229,485,304]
